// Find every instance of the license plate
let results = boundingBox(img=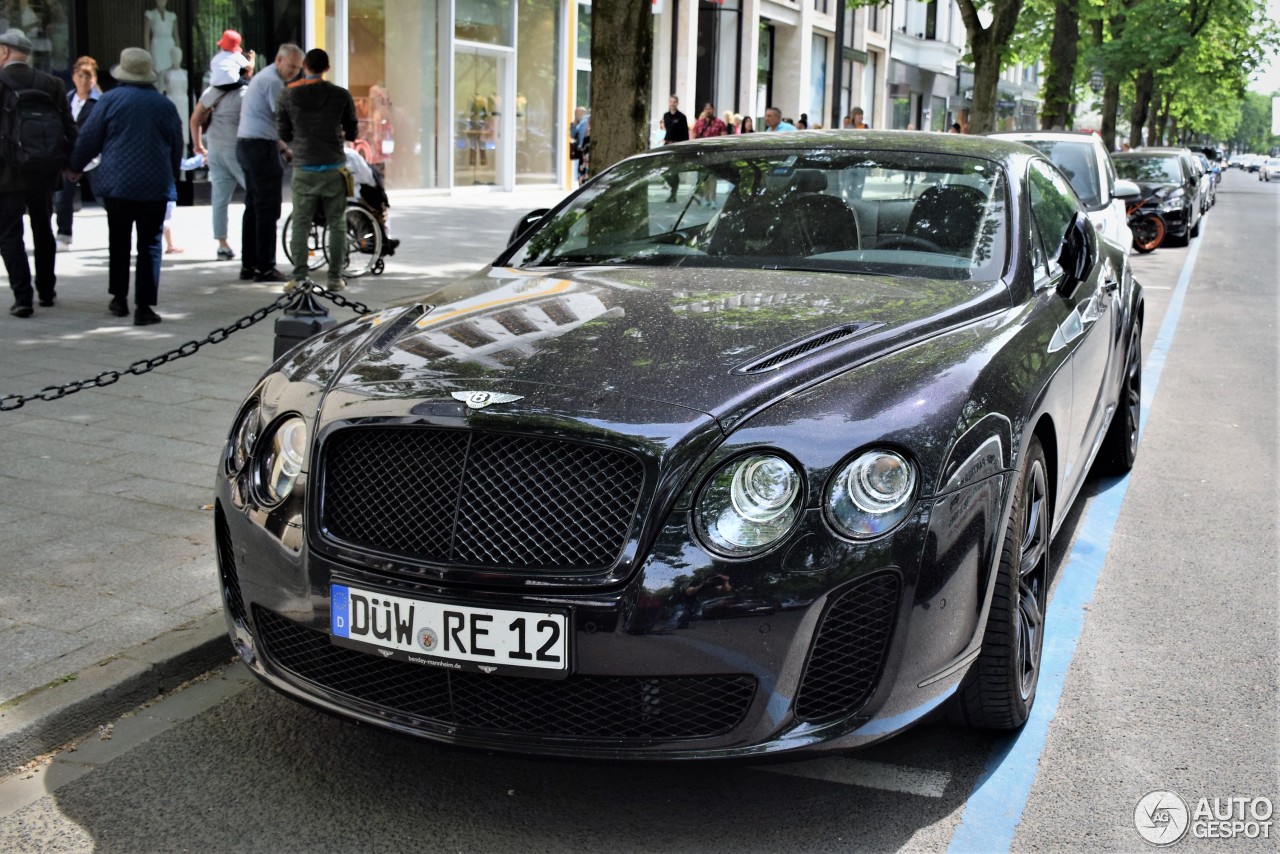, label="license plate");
[329,584,570,679]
